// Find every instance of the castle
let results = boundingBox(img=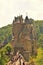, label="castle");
[11,15,37,61]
